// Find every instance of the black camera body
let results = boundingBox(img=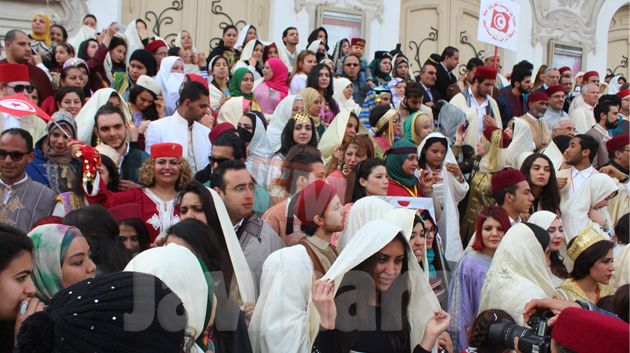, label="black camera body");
[487,310,554,353]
